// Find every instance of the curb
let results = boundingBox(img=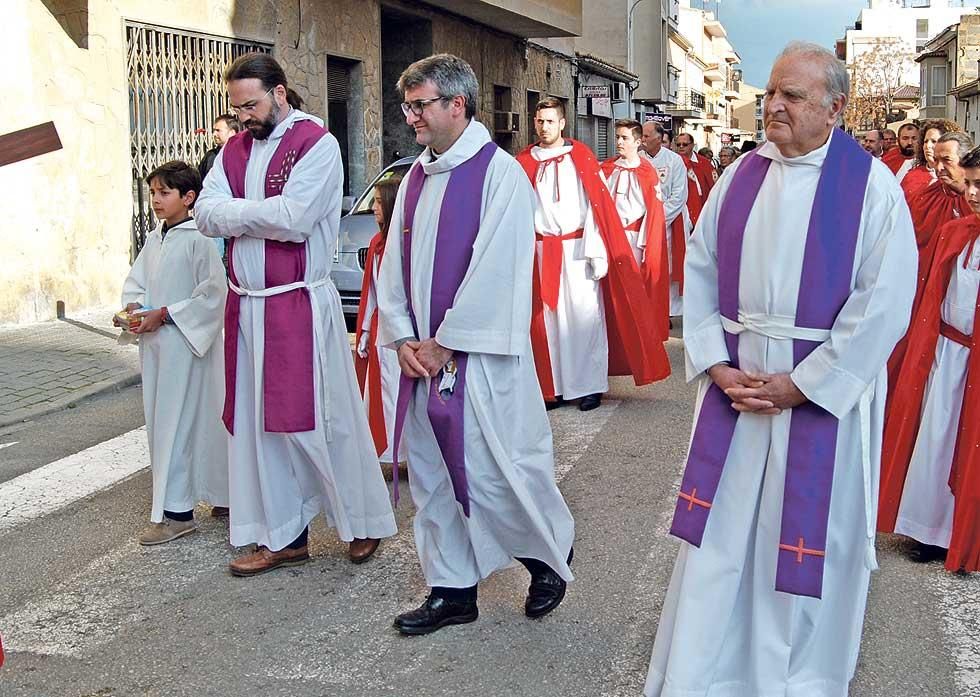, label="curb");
[0,372,142,430]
